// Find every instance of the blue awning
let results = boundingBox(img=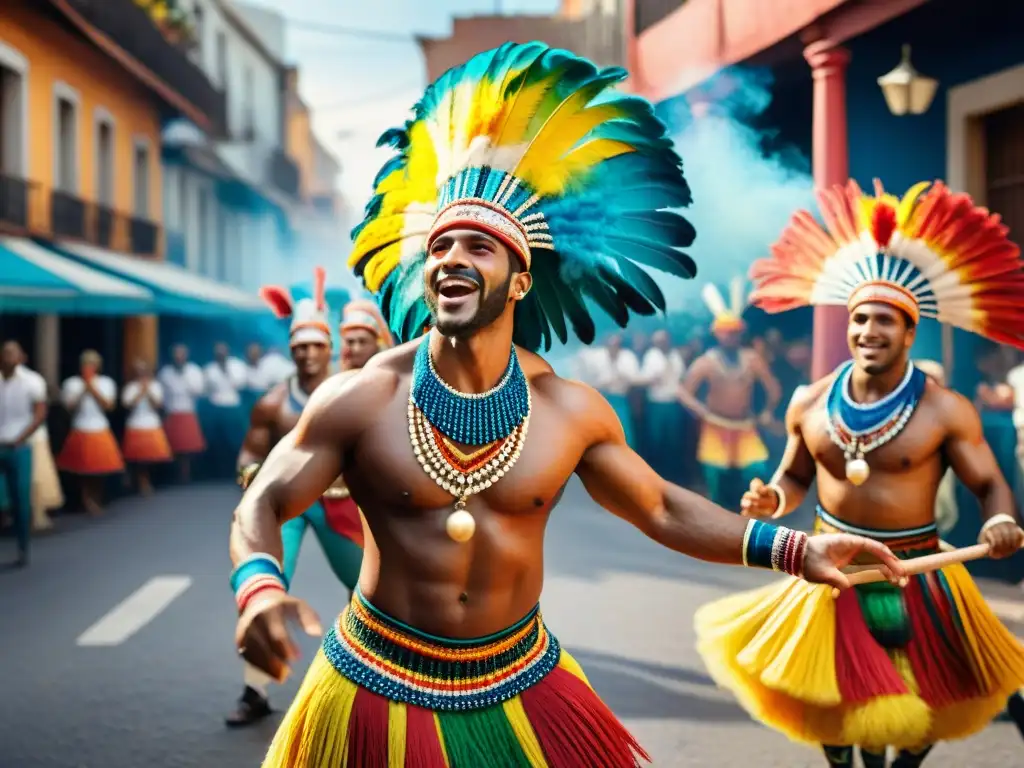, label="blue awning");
[0,236,154,315]
[54,240,268,317]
